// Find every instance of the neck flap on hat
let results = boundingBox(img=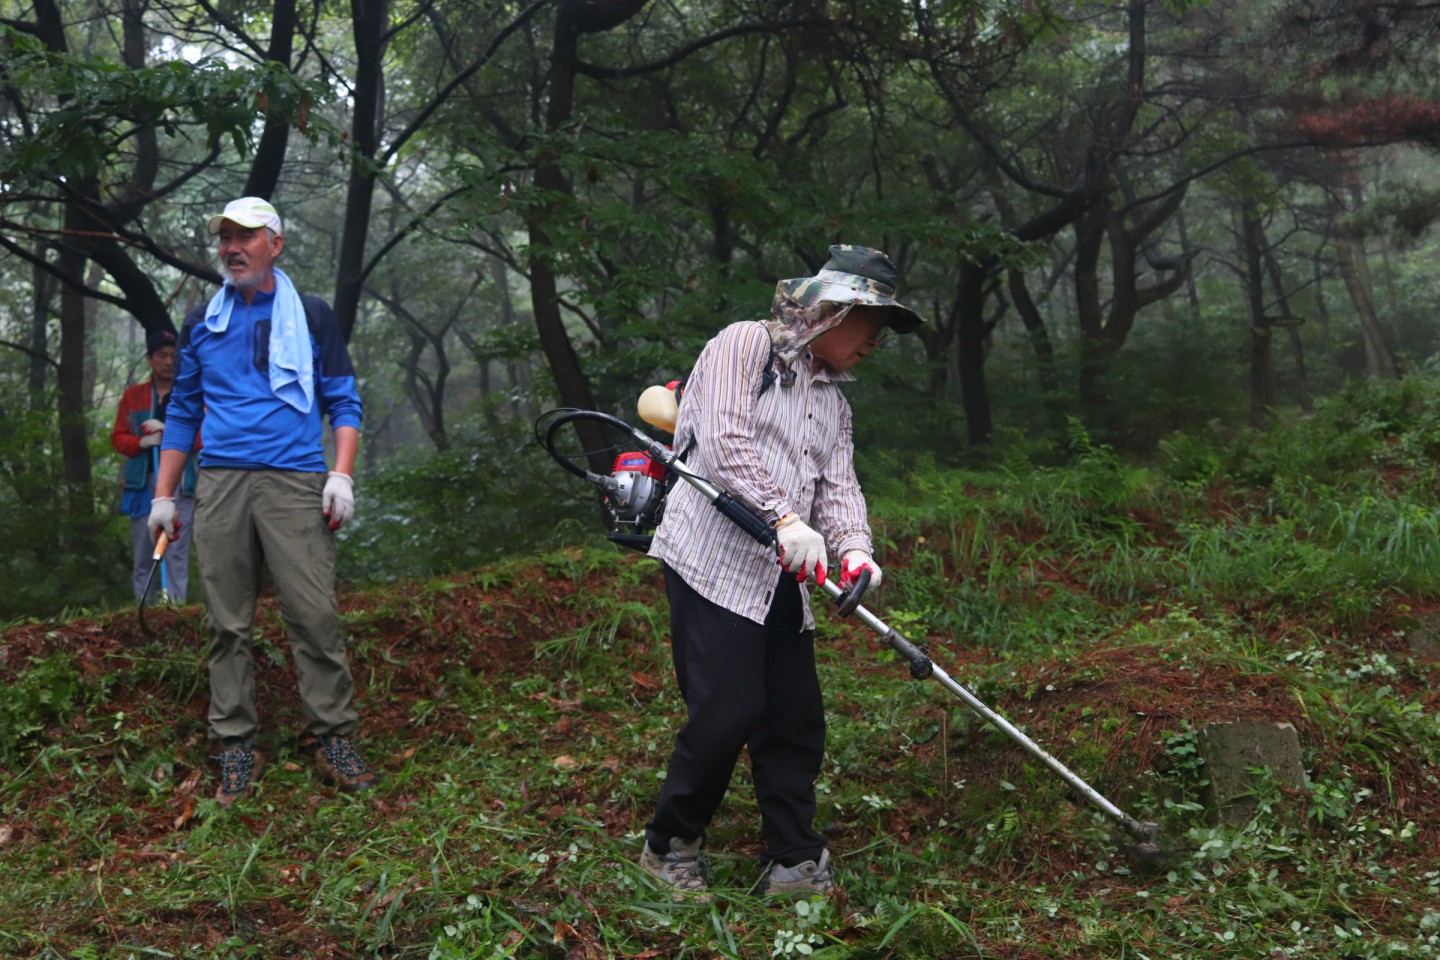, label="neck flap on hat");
[765,293,854,375]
